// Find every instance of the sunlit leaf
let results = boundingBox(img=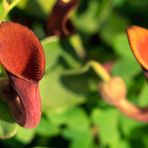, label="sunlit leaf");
[63,128,93,148]
[91,108,119,145]
[47,107,89,130]
[0,121,17,139]
[15,127,36,144]
[138,82,148,106]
